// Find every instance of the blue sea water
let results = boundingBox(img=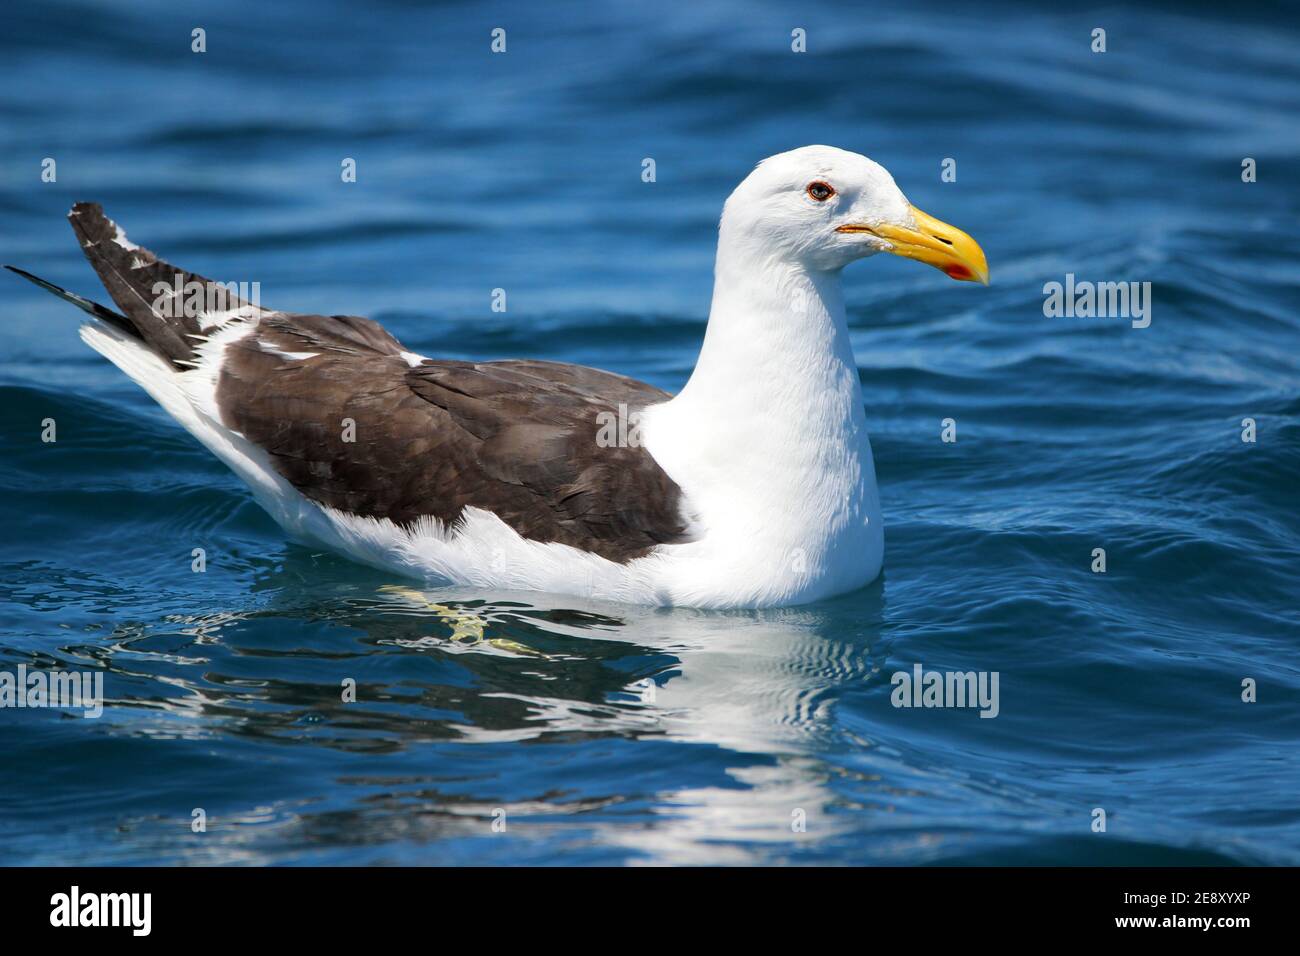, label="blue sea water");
[1,0,1298,866]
